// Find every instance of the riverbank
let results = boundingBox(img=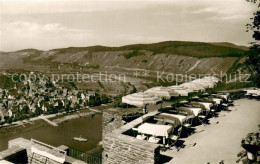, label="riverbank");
[0,108,99,136]
[0,107,98,129]
[52,110,96,124]
[162,99,260,164]
[0,114,102,153]
[0,107,103,153]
